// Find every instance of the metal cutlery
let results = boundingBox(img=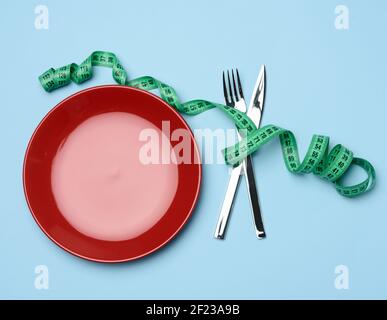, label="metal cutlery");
[214,66,266,239]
